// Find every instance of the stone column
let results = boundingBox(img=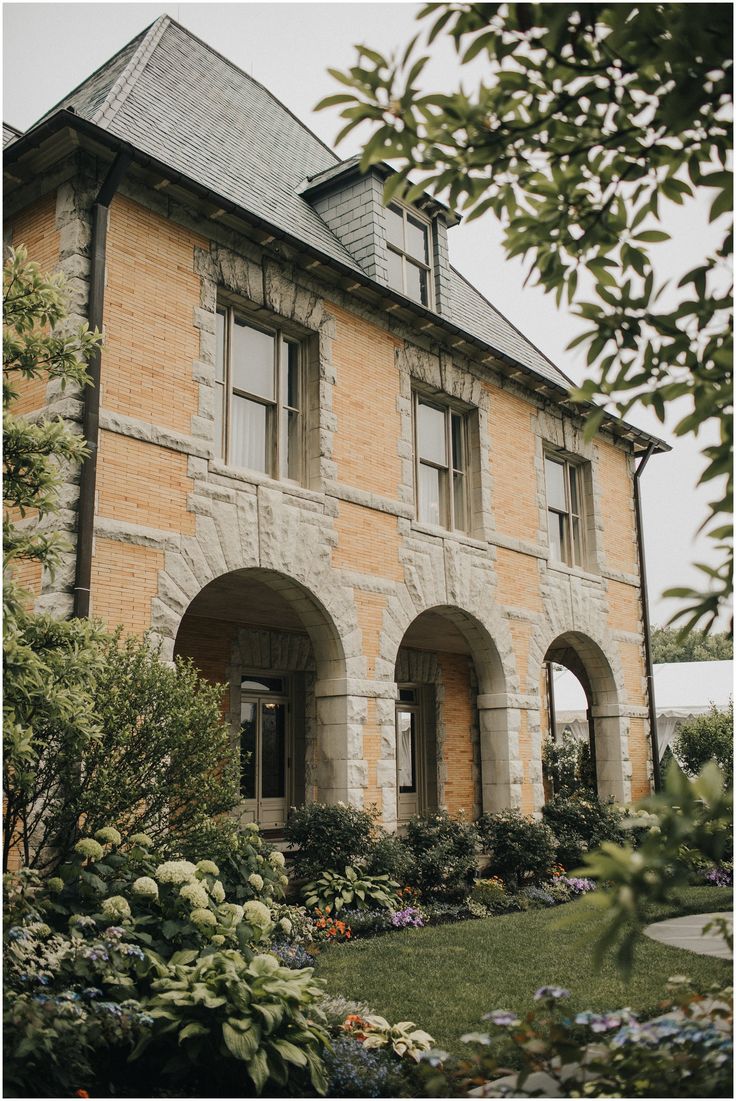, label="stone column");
[477,692,528,812]
[591,705,631,803]
[314,679,365,806]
